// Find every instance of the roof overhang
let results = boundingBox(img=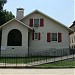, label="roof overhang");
[0,18,33,30]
